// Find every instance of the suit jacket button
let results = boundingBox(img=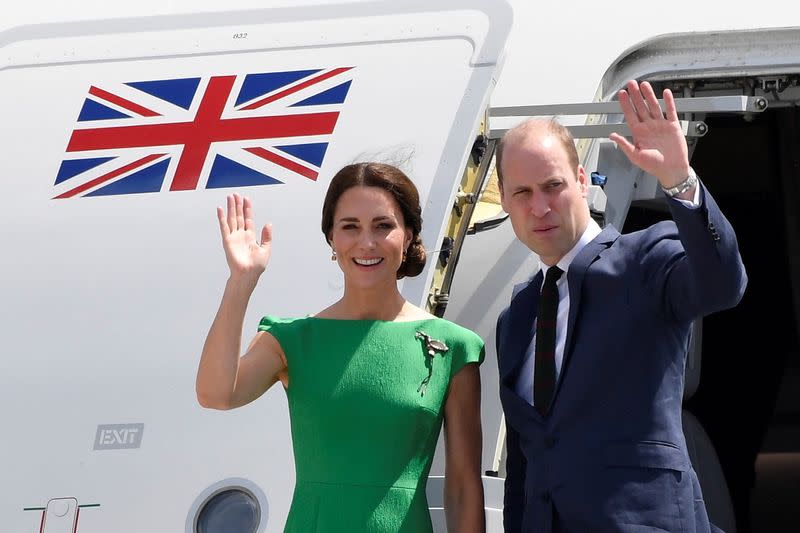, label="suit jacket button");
[541,492,551,503]
[544,436,556,449]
